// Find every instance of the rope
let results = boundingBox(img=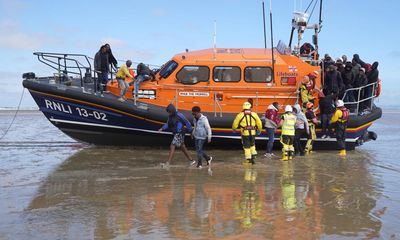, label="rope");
[0,88,25,140]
